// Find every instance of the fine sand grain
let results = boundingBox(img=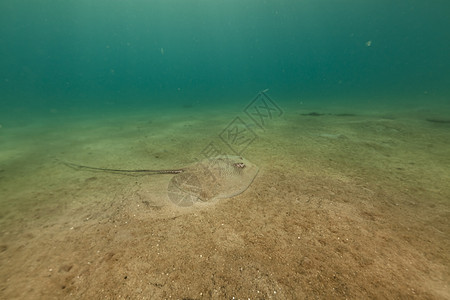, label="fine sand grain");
[0,103,449,299]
